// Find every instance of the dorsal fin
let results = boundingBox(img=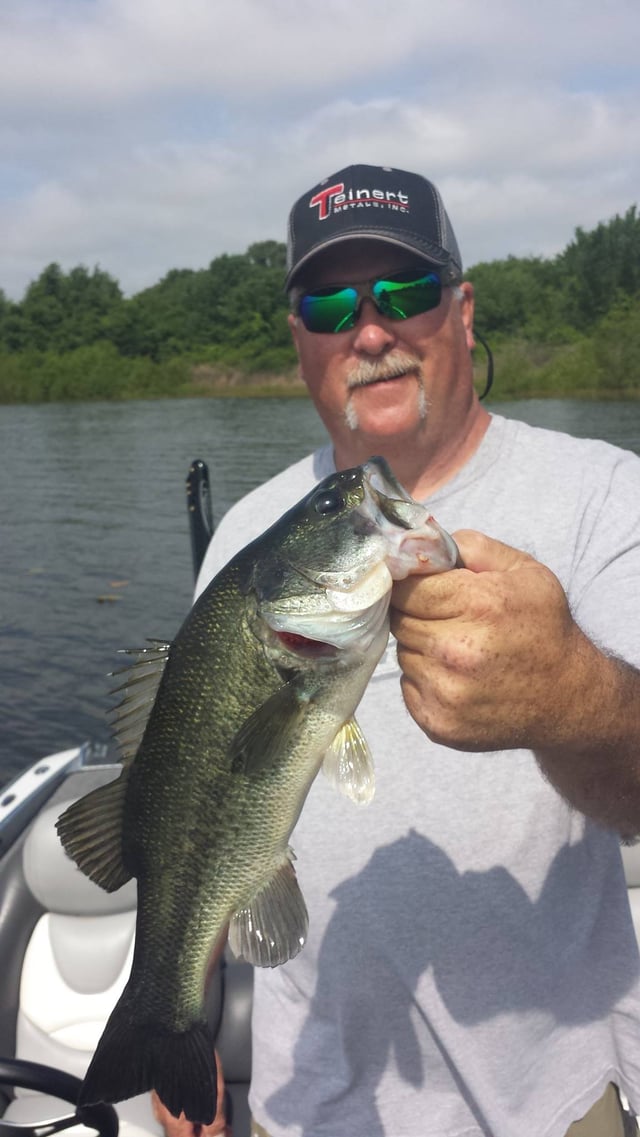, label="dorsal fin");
[56,639,172,892]
[109,640,171,762]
